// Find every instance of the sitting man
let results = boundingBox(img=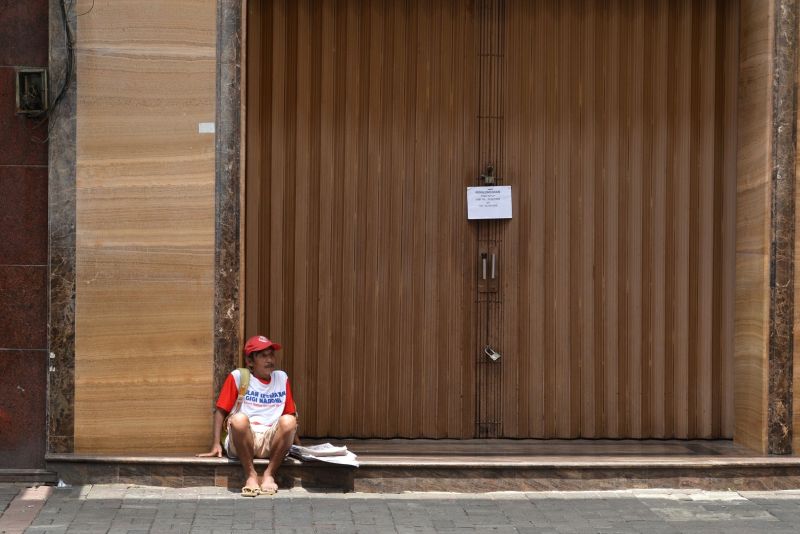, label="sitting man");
[198,335,297,496]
